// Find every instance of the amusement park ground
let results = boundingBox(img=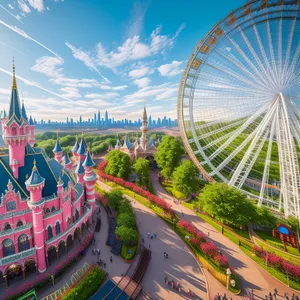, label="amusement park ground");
[149,169,300,299]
